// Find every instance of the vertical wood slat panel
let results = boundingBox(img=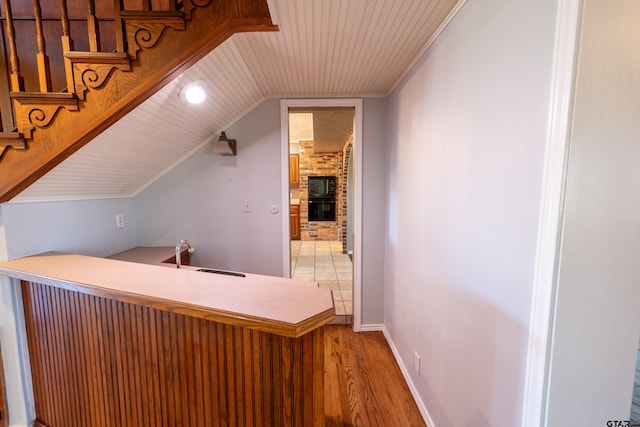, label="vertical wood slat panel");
[20,279,325,427]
